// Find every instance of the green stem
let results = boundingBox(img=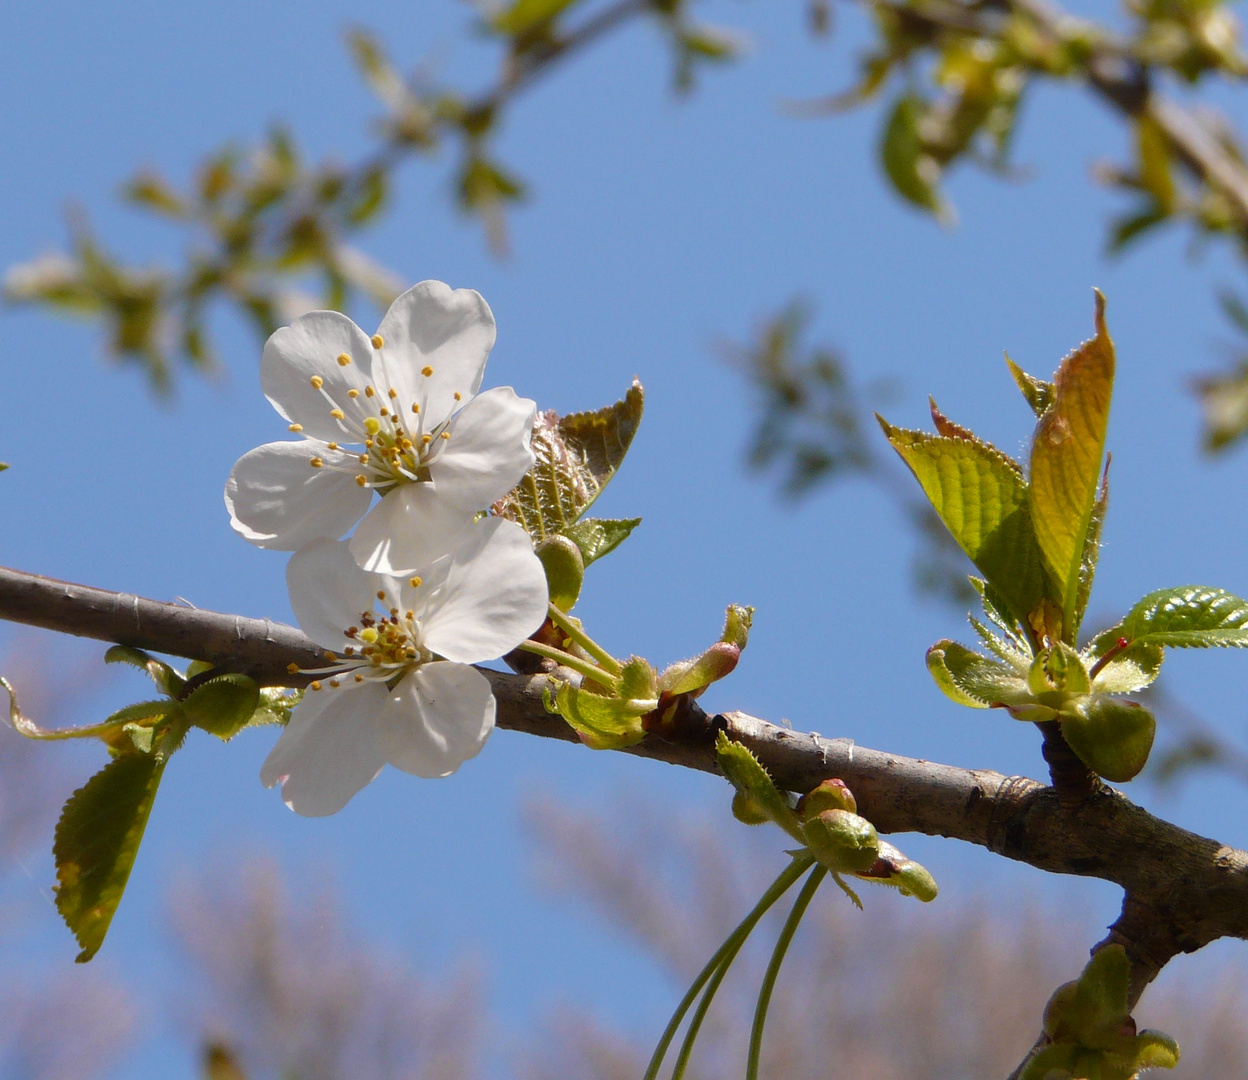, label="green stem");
[545,603,623,676]
[643,855,815,1080]
[745,864,828,1080]
[516,640,620,691]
